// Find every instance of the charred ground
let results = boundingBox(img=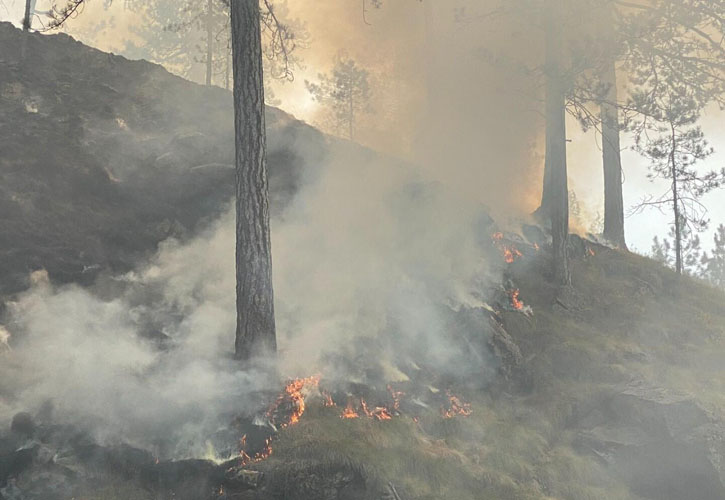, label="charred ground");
[0,22,325,295]
[1,24,725,500]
